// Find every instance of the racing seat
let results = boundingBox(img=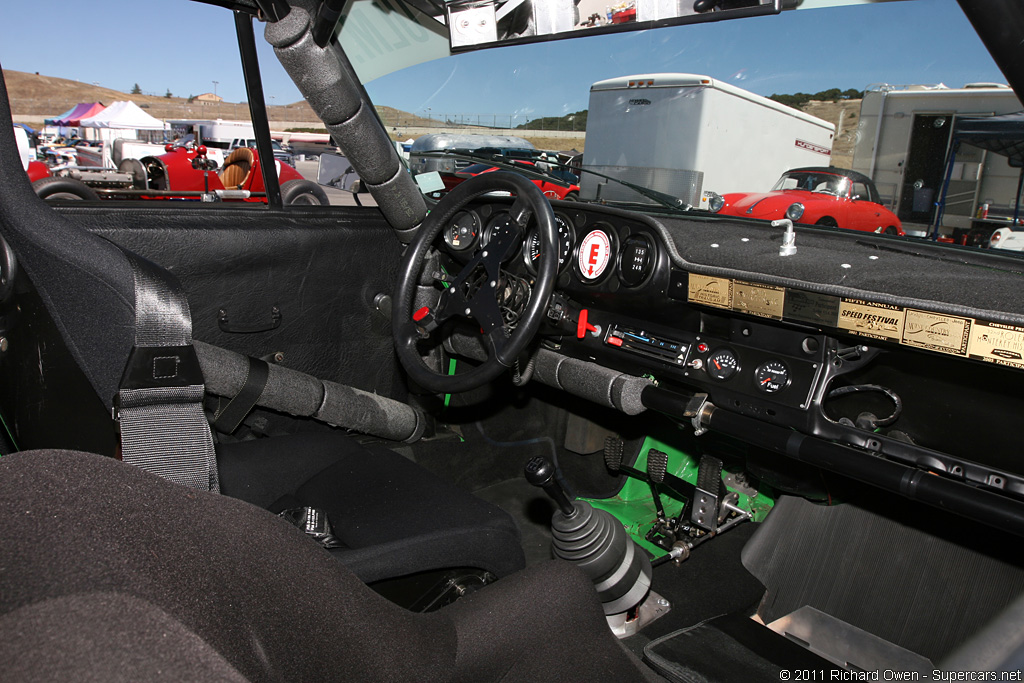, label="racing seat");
[0,70,524,585]
[0,450,653,682]
[219,147,254,188]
